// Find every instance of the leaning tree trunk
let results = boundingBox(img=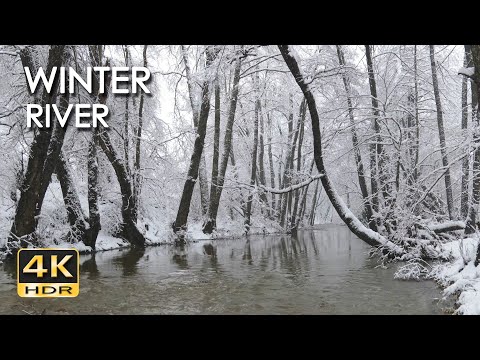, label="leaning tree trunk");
[337,45,375,230]
[278,45,402,254]
[430,45,454,220]
[203,51,242,234]
[8,45,65,249]
[175,47,217,235]
[56,152,88,242]
[181,45,210,216]
[98,130,145,247]
[36,48,72,222]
